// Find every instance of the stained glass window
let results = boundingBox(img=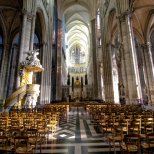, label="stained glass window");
[71,45,85,64]
[7,33,20,96]
[0,32,3,70]
[34,33,40,49]
[150,31,154,65]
